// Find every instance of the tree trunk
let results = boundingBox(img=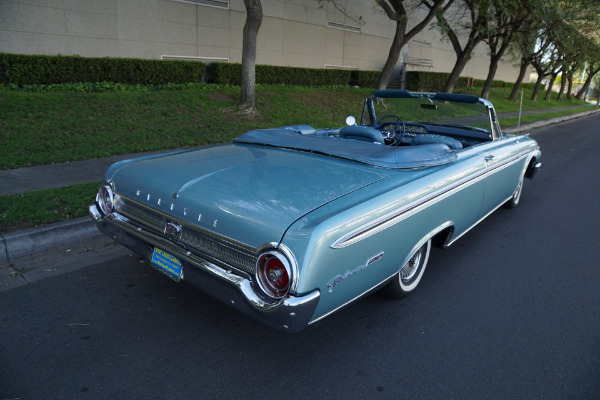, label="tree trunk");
[531,73,544,101]
[509,58,530,101]
[576,66,600,100]
[544,73,557,101]
[444,43,475,93]
[557,69,567,101]
[239,0,263,111]
[376,0,449,90]
[566,74,574,100]
[377,21,406,90]
[481,54,501,99]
